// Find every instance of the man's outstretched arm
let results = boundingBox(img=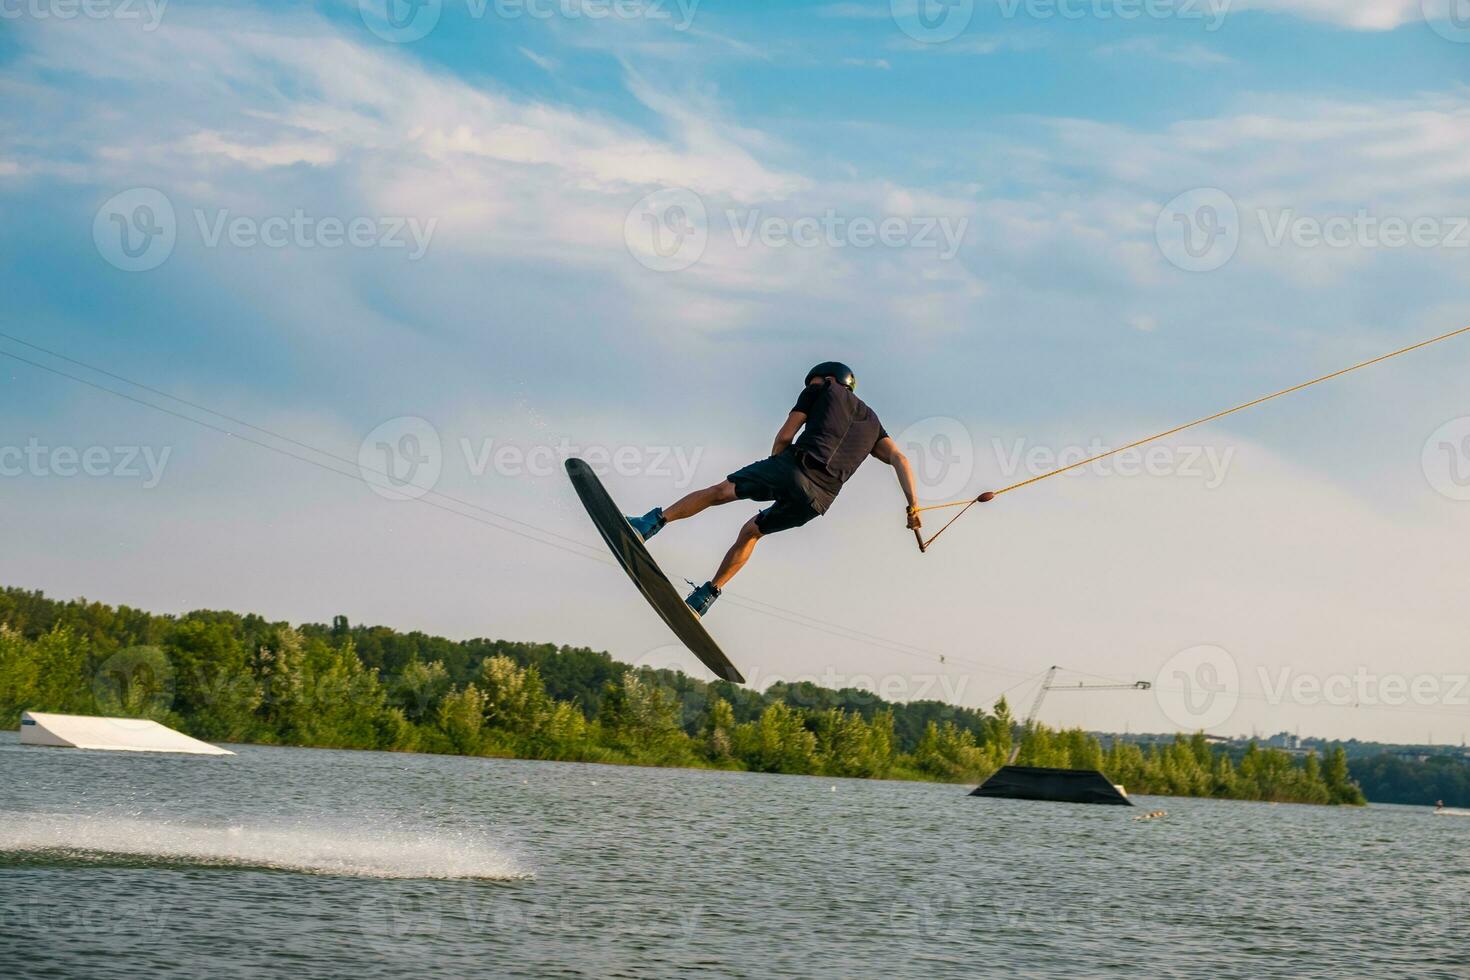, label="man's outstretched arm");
[871,436,921,529]
[772,411,806,456]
